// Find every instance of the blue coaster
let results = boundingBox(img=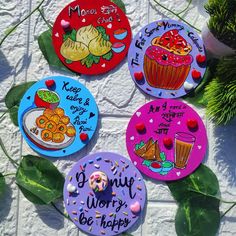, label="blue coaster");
[18,76,98,157]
